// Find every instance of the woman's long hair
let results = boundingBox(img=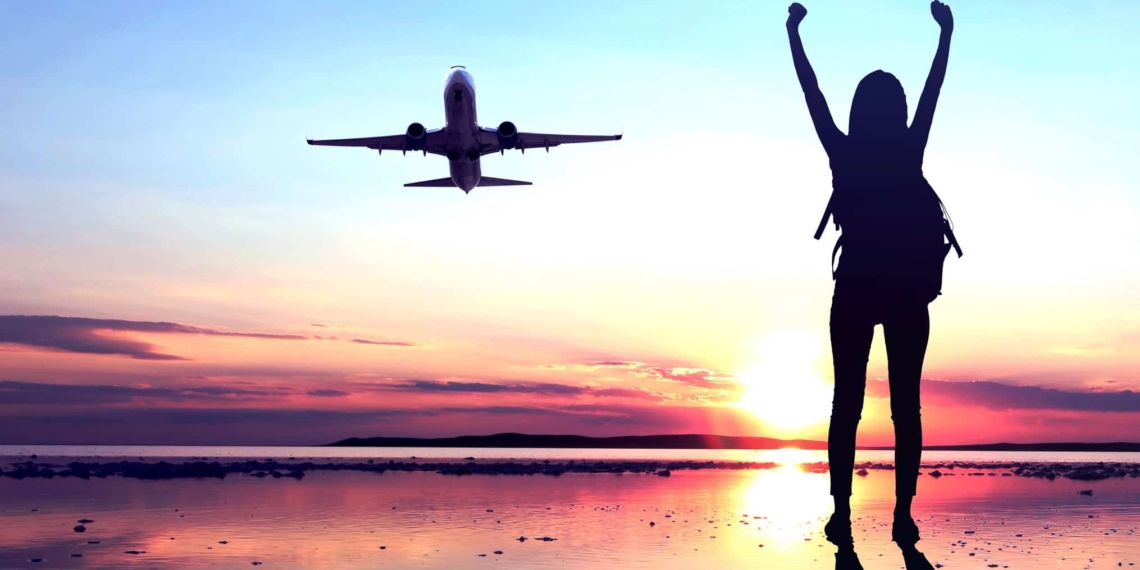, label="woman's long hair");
[849,70,909,145]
